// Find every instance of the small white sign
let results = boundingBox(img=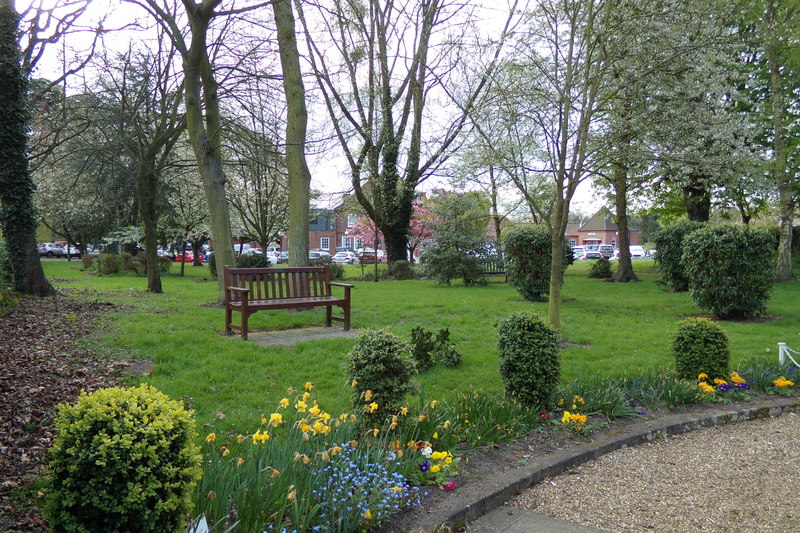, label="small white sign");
[185,515,209,533]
